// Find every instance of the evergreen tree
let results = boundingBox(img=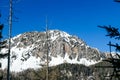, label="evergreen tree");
[98,25,120,80]
[0,12,8,80]
[0,13,7,65]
